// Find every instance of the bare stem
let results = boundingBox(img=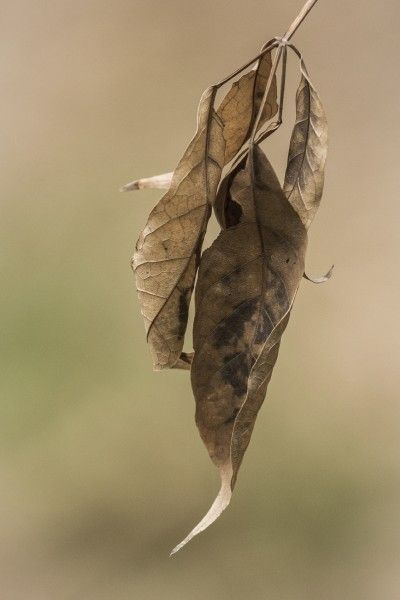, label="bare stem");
[276,45,288,126]
[214,40,278,90]
[121,0,320,192]
[215,0,319,92]
[284,0,320,41]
